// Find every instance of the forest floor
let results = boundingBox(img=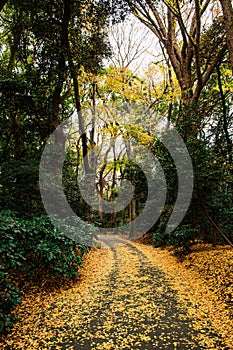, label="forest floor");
[0,236,232,349]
